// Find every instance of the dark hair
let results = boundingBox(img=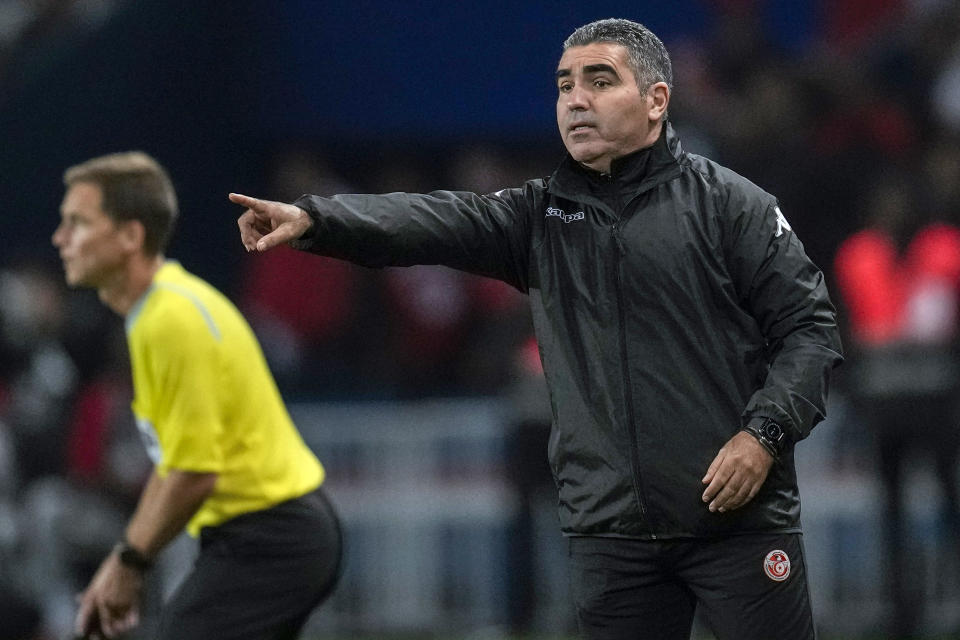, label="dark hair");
[63,151,178,256]
[564,18,673,91]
